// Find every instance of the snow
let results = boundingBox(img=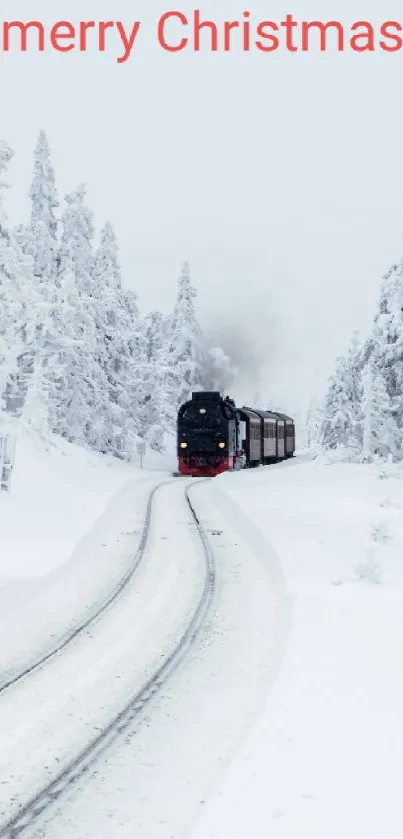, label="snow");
[191,456,403,839]
[22,469,289,839]
[1,451,403,838]
[0,478,205,828]
[0,427,174,684]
